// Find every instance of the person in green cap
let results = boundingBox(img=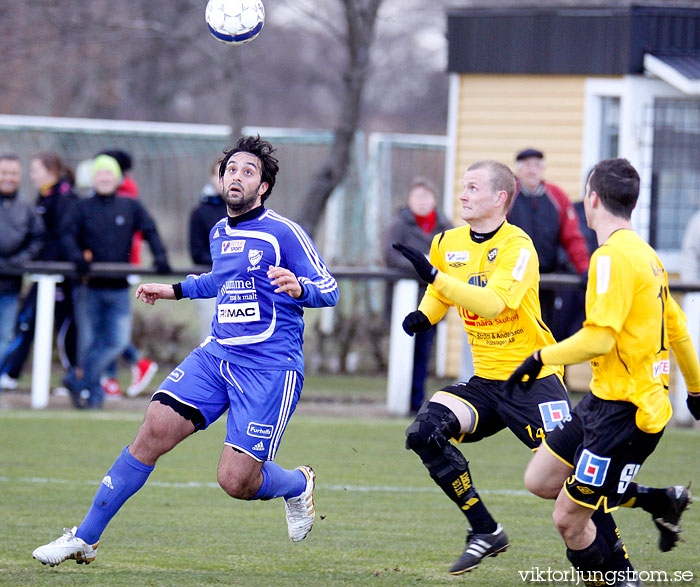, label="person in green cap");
[61,154,171,409]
